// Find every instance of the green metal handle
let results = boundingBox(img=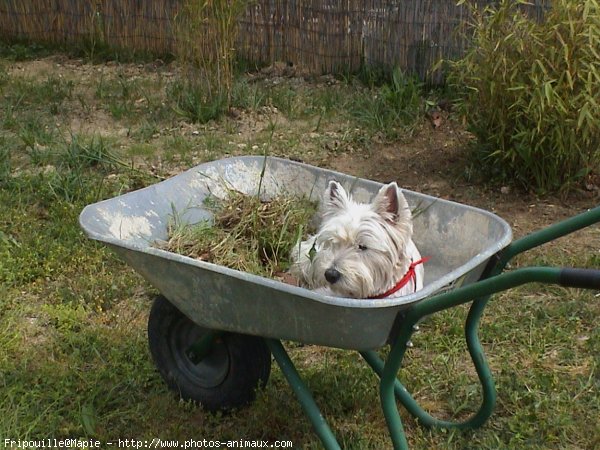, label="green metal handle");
[410,266,596,318]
